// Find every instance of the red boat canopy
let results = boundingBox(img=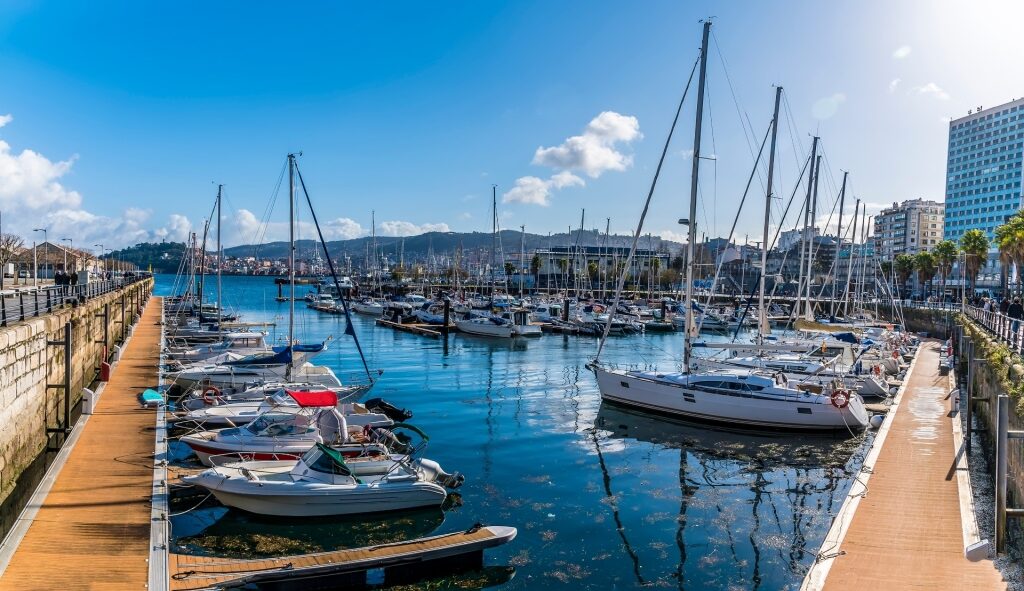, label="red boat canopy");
[286,390,338,407]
